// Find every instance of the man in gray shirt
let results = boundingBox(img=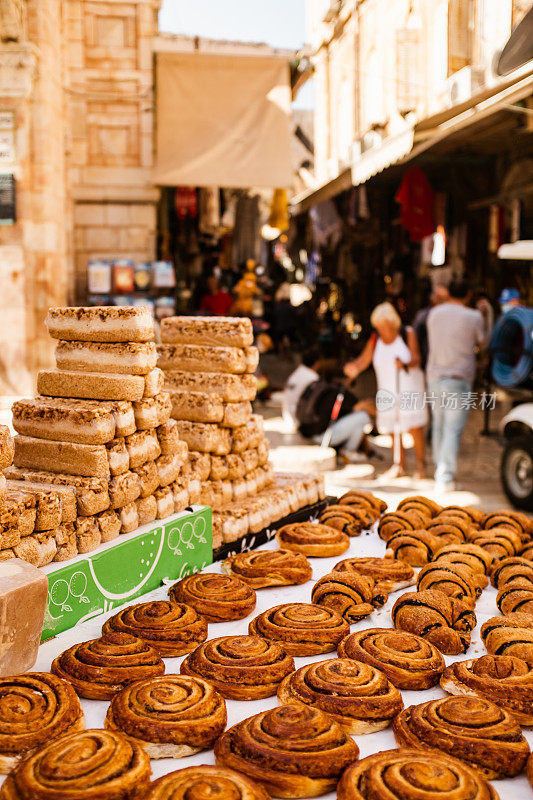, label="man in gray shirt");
[426,279,486,491]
